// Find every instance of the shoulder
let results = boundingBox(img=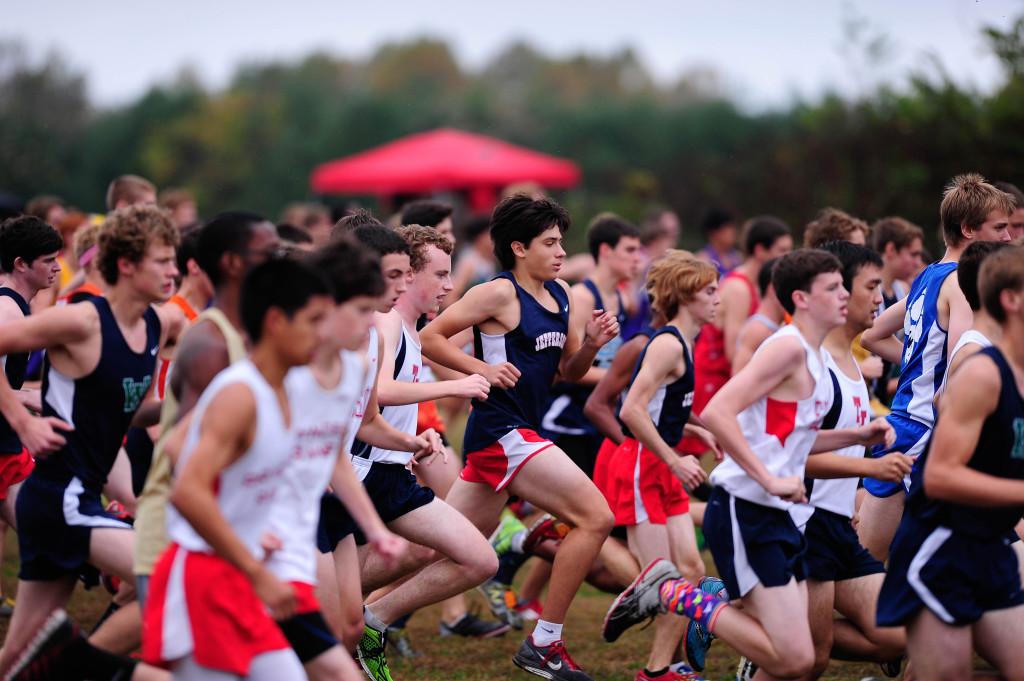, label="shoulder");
[0,296,25,323]
[554,278,572,298]
[469,276,516,302]
[570,281,596,307]
[946,351,1002,406]
[203,381,257,424]
[755,332,806,365]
